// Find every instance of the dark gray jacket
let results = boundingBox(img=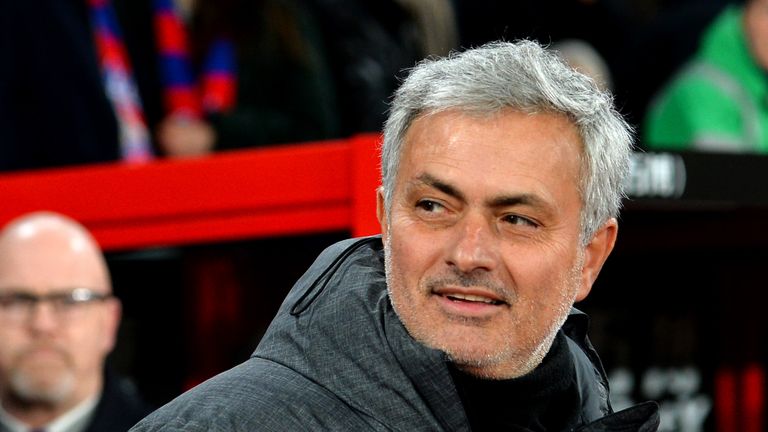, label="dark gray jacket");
[131,237,658,431]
